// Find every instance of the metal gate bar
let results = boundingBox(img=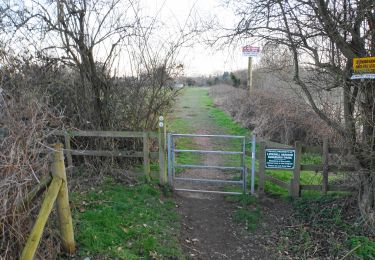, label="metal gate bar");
[175,164,243,170]
[174,189,243,195]
[168,133,247,195]
[172,133,245,139]
[174,177,243,184]
[174,149,243,155]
